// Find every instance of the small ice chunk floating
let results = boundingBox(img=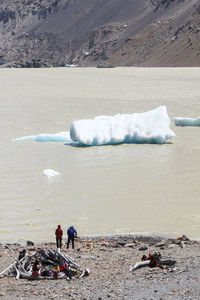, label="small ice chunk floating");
[70,106,175,146]
[174,117,200,127]
[43,169,59,177]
